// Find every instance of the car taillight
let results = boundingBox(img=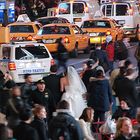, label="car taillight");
[51,59,55,66]
[106,31,111,35]
[63,37,69,43]
[8,62,16,70]
[27,35,33,41]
